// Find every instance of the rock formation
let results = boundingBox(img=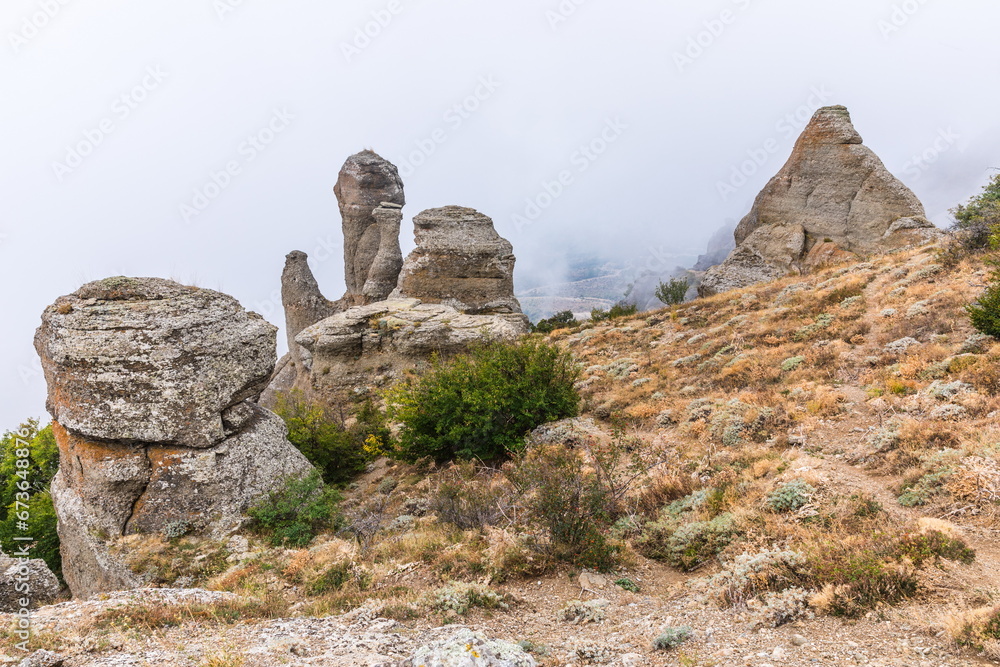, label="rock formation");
[35,277,313,597]
[693,222,737,271]
[335,150,406,306]
[0,553,61,611]
[394,206,523,315]
[700,106,939,297]
[295,298,530,403]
